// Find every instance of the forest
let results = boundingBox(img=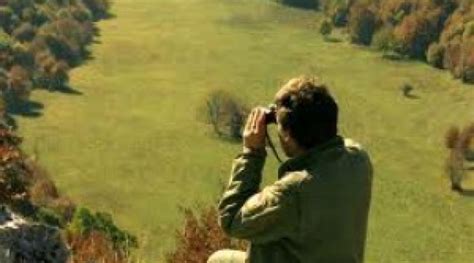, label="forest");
[293,0,474,83]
